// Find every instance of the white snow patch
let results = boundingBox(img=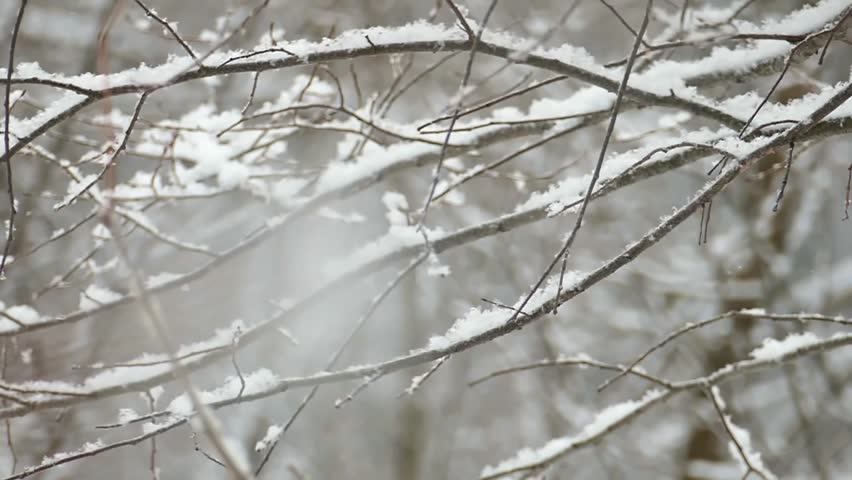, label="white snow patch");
[750,332,821,361]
